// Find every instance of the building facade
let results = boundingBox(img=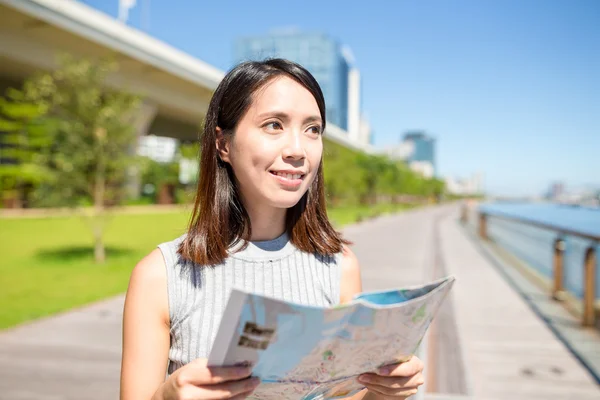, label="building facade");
[234,32,351,130]
[137,135,177,163]
[402,131,436,178]
[347,68,361,141]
